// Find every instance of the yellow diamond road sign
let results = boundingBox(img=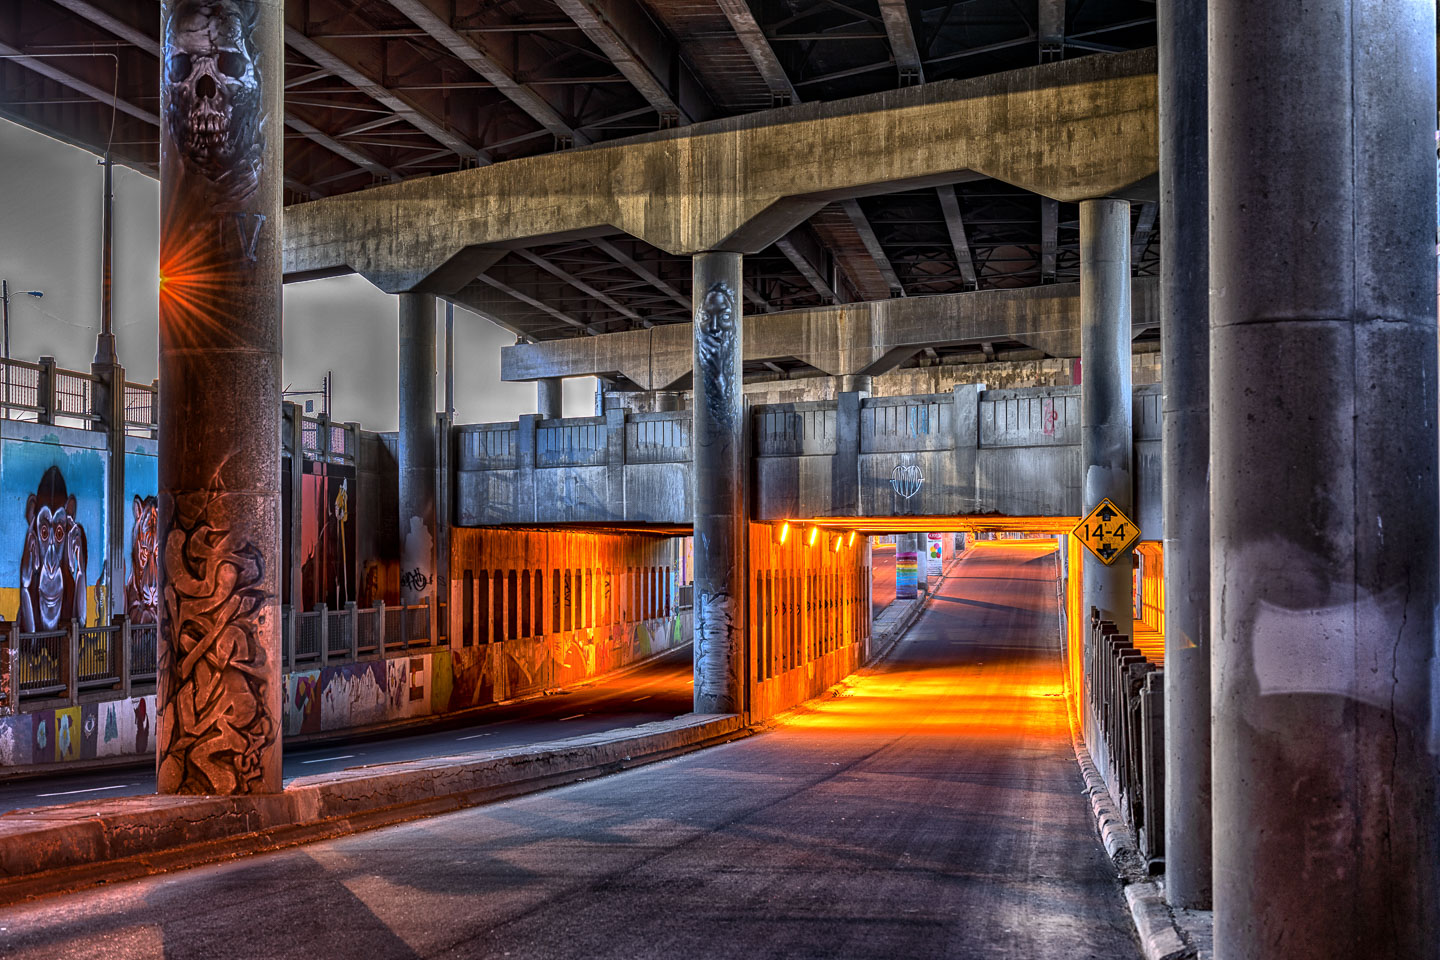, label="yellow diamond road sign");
[1073,498,1141,565]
